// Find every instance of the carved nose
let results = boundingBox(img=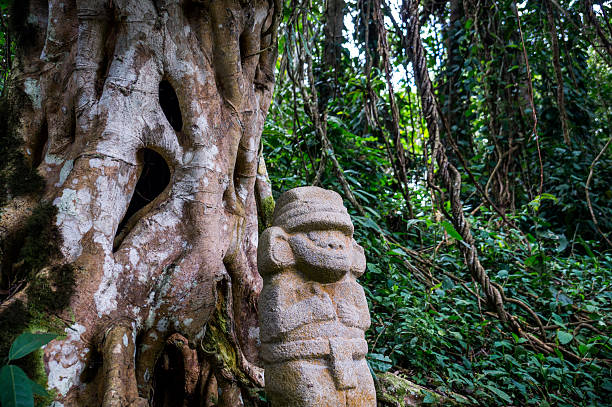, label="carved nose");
[328,242,344,250]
